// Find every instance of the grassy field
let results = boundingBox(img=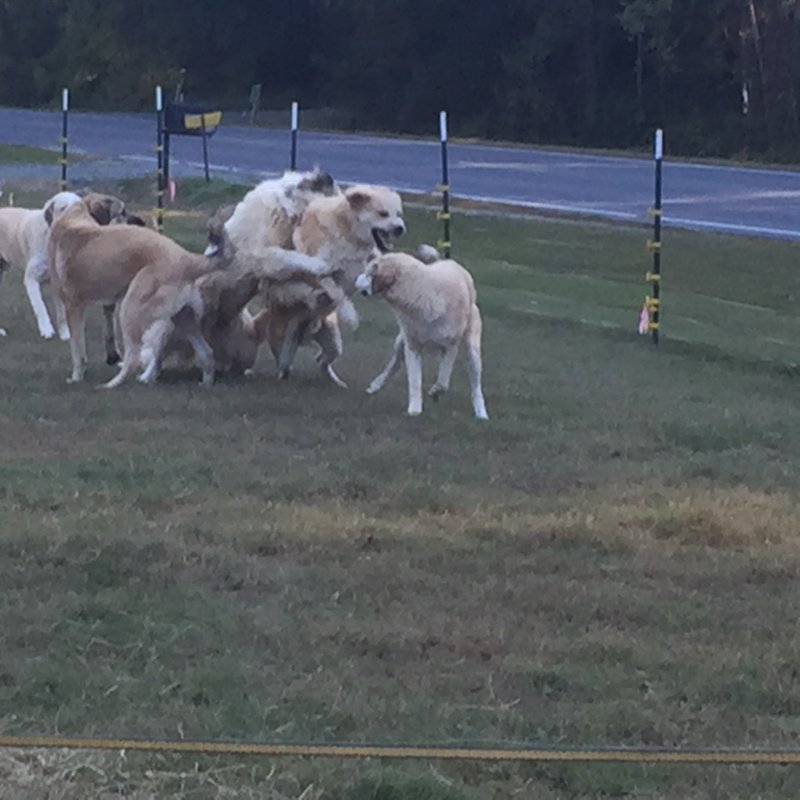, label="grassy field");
[1,175,800,798]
